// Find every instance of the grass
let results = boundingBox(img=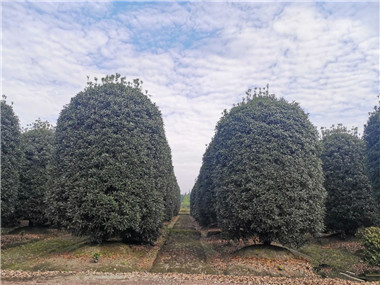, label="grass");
[234,244,297,259]
[151,214,216,274]
[179,208,190,215]
[2,227,20,235]
[1,225,168,273]
[8,226,52,235]
[299,237,366,279]
[1,234,88,270]
[300,244,361,270]
[3,214,378,282]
